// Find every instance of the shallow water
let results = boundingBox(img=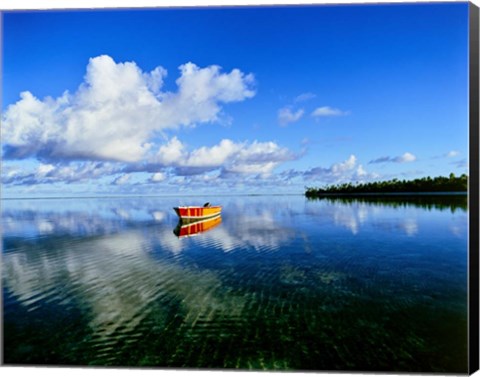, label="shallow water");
[2,195,468,372]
